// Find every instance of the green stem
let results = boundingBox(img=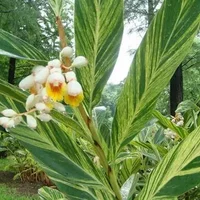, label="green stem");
[79,105,122,200]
